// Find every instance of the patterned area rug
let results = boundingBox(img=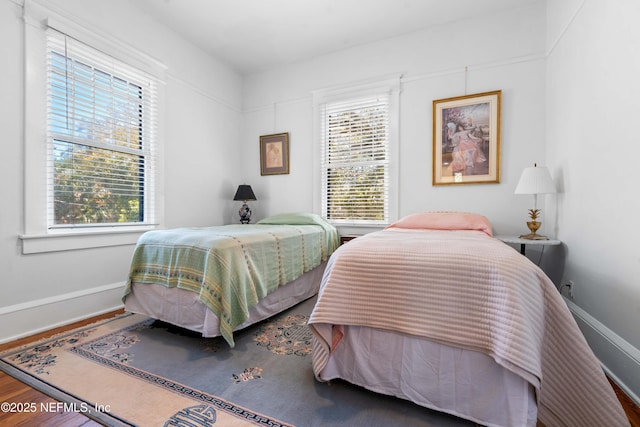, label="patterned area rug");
[0,297,474,426]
